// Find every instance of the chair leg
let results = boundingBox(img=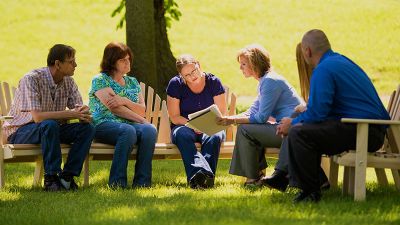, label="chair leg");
[354,123,368,201]
[375,168,388,186]
[342,166,355,196]
[328,157,339,188]
[348,167,355,196]
[320,155,330,176]
[33,157,43,187]
[391,169,400,190]
[83,155,89,187]
[342,166,351,195]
